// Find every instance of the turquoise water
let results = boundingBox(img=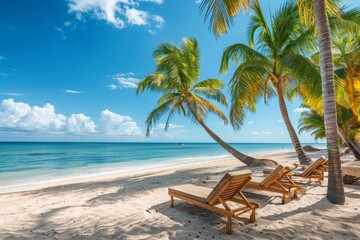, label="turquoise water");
[0,142,325,190]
